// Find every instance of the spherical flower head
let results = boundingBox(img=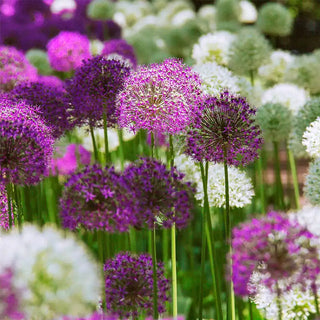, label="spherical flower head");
[122,157,195,229]
[191,31,236,66]
[0,224,102,319]
[193,62,240,97]
[232,212,319,297]
[0,46,38,92]
[104,252,170,318]
[66,56,130,128]
[185,91,263,166]
[302,117,320,158]
[228,28,271,77]
[304,158,320,206]
[117,58,202,134]
[46,31,91,72]
[256,103,292,142]
[101,39,137,69]
[25,49,53,75]
[257,3,293,37]
[291,206,320,237]
[239,0,257,24]
[60,164,136,232]
[87,0,115,20]
[11,81,74,138]
[0,97,54,185]
[261,83,309,115]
